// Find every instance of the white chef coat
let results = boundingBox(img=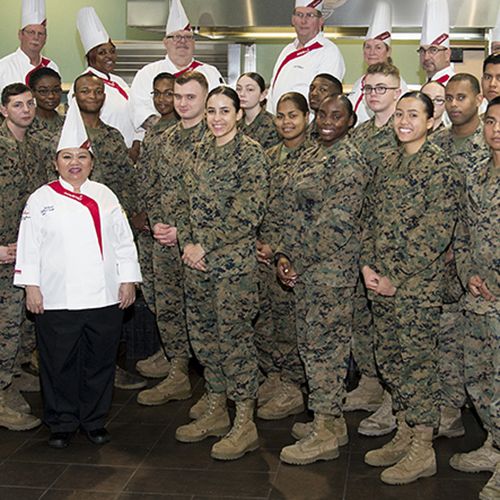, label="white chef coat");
[267,33,345,115]
[14,178,142,310]
[68,67,140,148]
[349,74,409,127]
[0,47,60,95]
[429,65,455,85]
[129,55,224,130]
